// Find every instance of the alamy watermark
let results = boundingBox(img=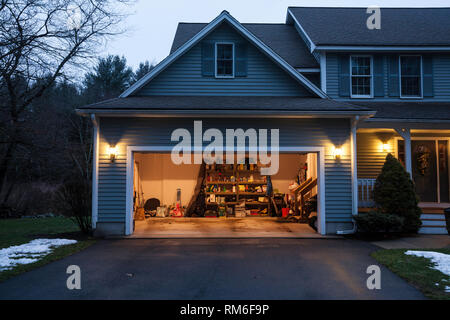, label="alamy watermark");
[66,265,81,290]
[366,6,381,30]
[366,265,381,290]
[67,4,82,31]
[171,121,280,175]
